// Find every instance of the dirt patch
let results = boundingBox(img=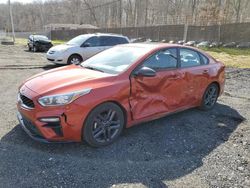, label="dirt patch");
[0,45,249,188]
